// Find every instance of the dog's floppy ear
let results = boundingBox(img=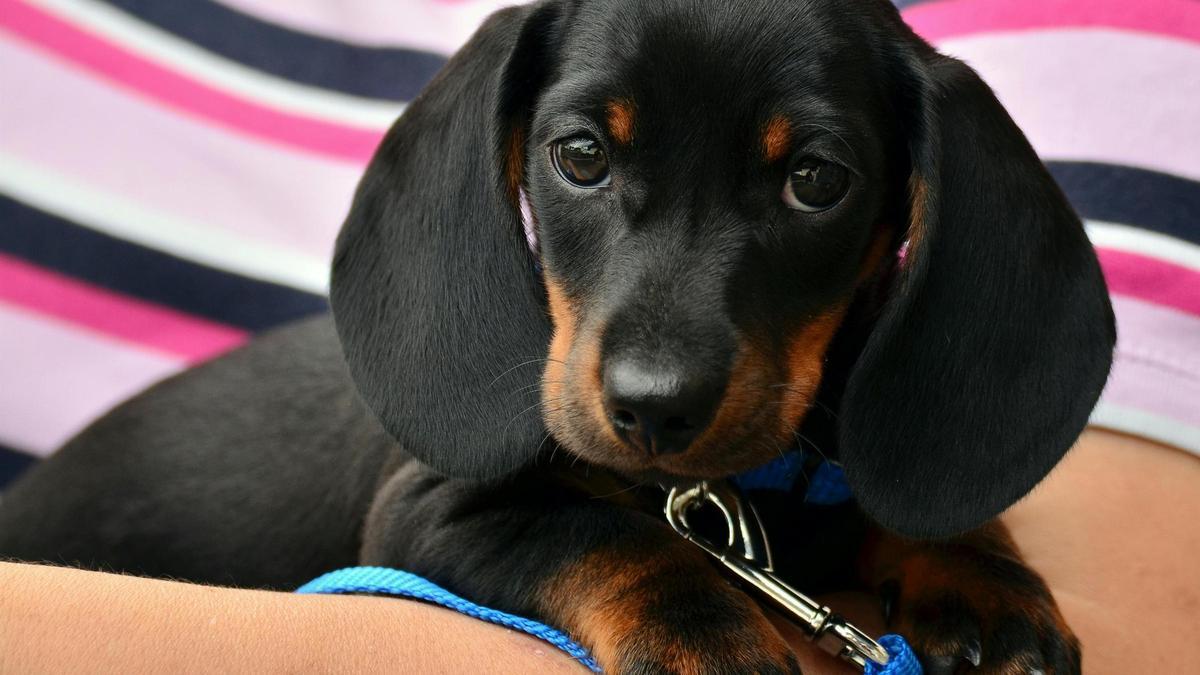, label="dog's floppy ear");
[840,52,1115,538]
[330,3,561,479]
